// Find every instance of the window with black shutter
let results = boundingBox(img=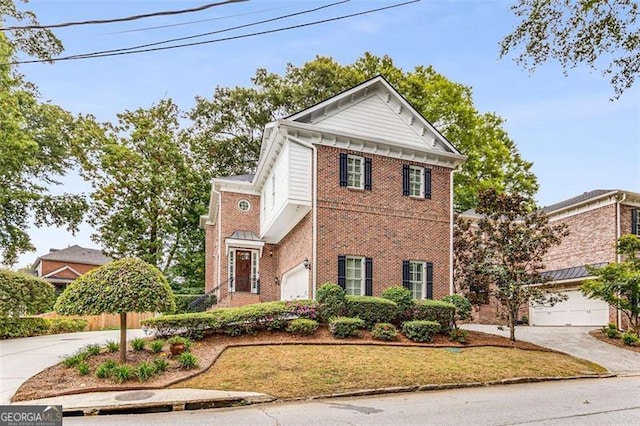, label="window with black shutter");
[339,154,347,187]
[632,209,639,235]
[402,164,410,196]
[338,255,346,289]
[426,262,433,299]
[365,258,373,296]
[424,168,432,199]
[402,260,410,289]
[364,158,372,190]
